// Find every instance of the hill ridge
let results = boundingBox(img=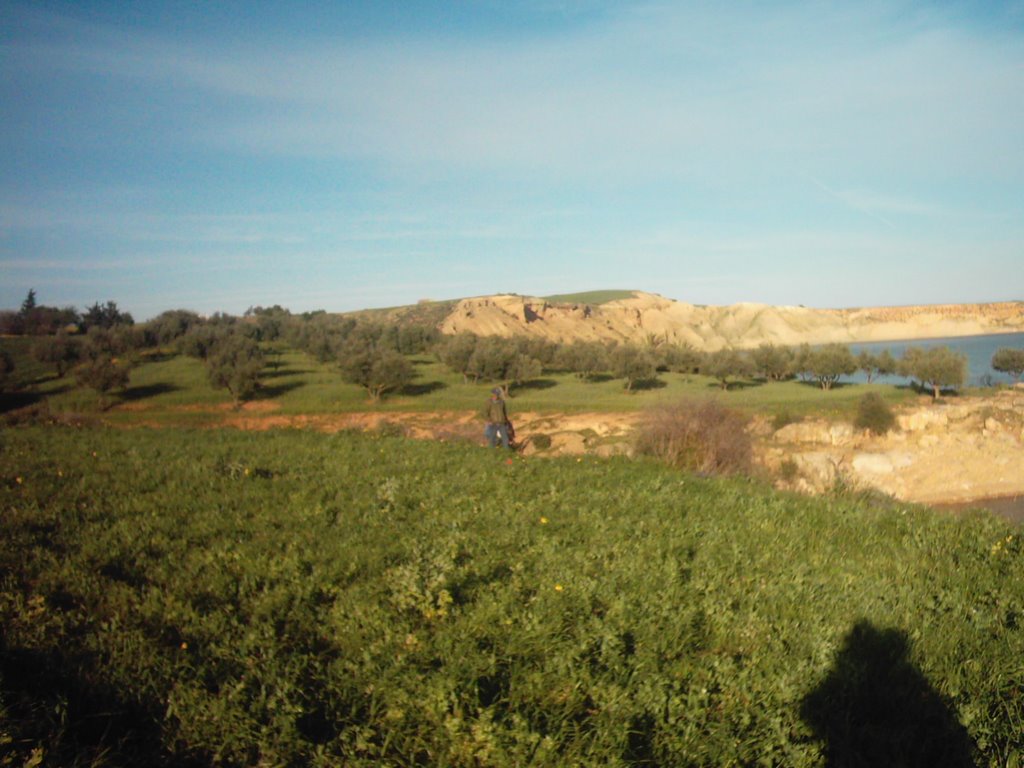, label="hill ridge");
[437,291,1024,350]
